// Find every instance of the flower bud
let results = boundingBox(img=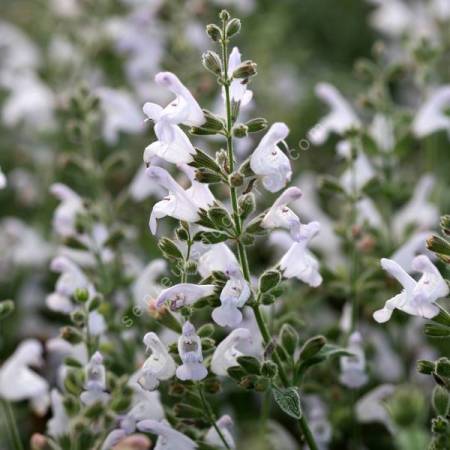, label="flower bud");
[202,51,222,76]
[61,326,84,344]
[431,415,448,434]
[158,237,183,260]
[246,117,268,133]
[0,299,14,320]
[204,378,221,394]
[232,61,257,79]
[219,10,230,22]
[70,309,86,327]
[299,335,326,360]
[233,123,248,138]
[63,395,80,416]
[259,270,281,294]
[416,359,435,375]
[238,193,255,220]
[229,172,244,187]
[226,18,241,37]
[280,324,299,355]
[202,110,225,131]
[237,355,261,375]
[74,287,89,303]
[432,385,450,416]
[31,434,51,450]
[206,24,222,42]
[440,215,450,235]
[261,360,278,378]
[195,168,223,184]
[436,358,450,378]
